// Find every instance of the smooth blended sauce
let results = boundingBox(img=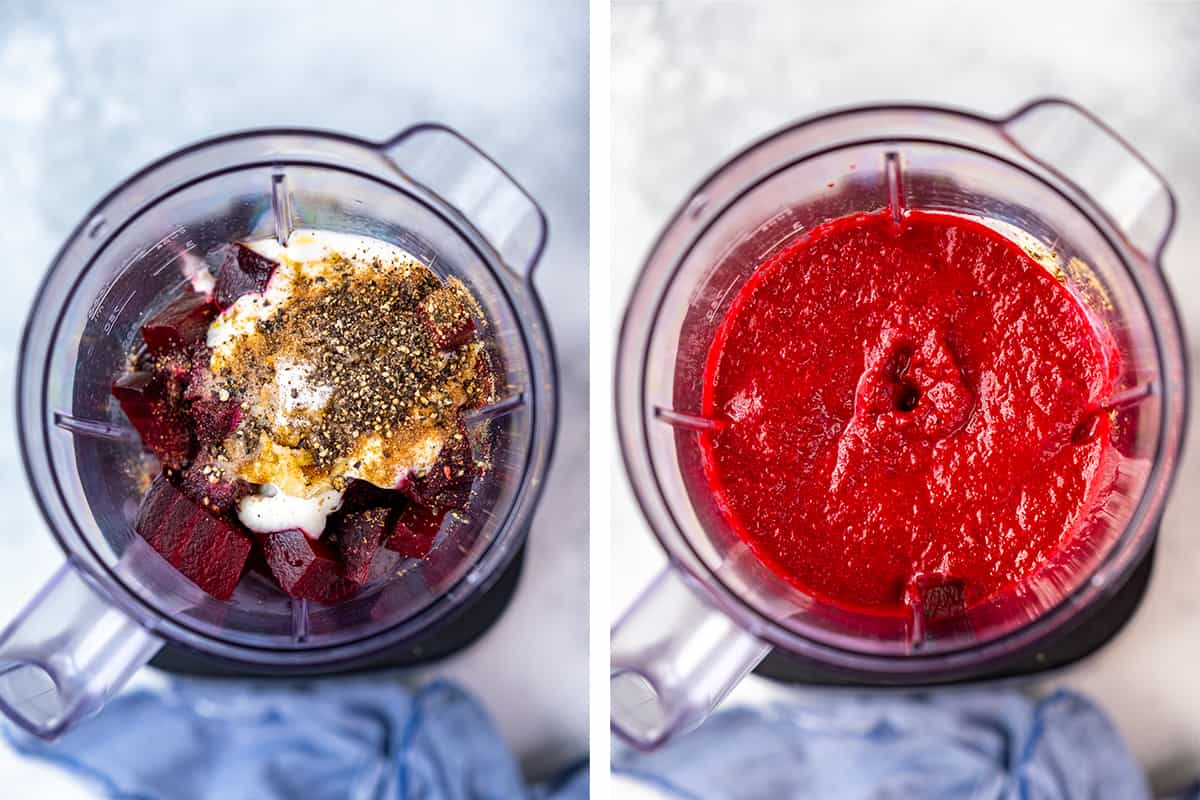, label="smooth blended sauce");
[700,210,1119,614]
